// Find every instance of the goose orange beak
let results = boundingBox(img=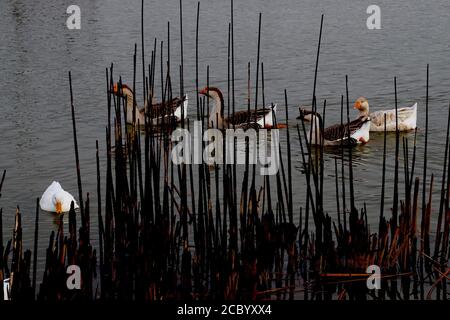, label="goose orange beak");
[55,201,62,214]
[113,83,119,95]
[354,101,361,110]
